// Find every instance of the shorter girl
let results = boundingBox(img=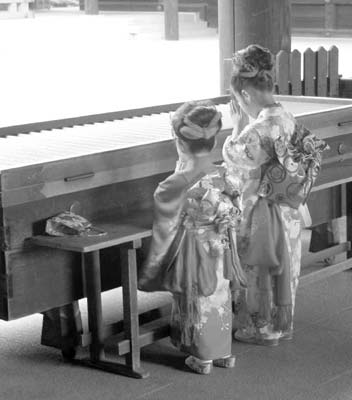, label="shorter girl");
[139,100,246,374]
